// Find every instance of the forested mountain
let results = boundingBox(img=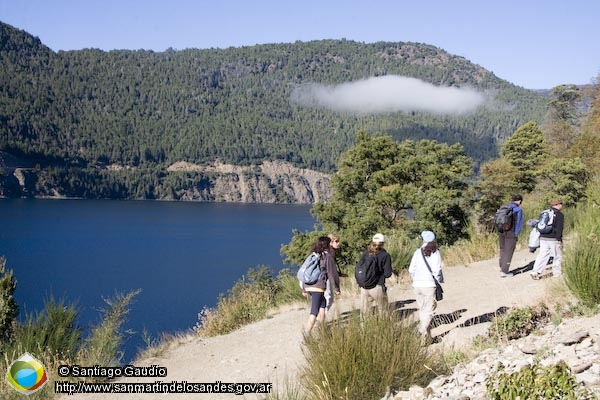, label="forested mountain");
[0,22,548,202]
